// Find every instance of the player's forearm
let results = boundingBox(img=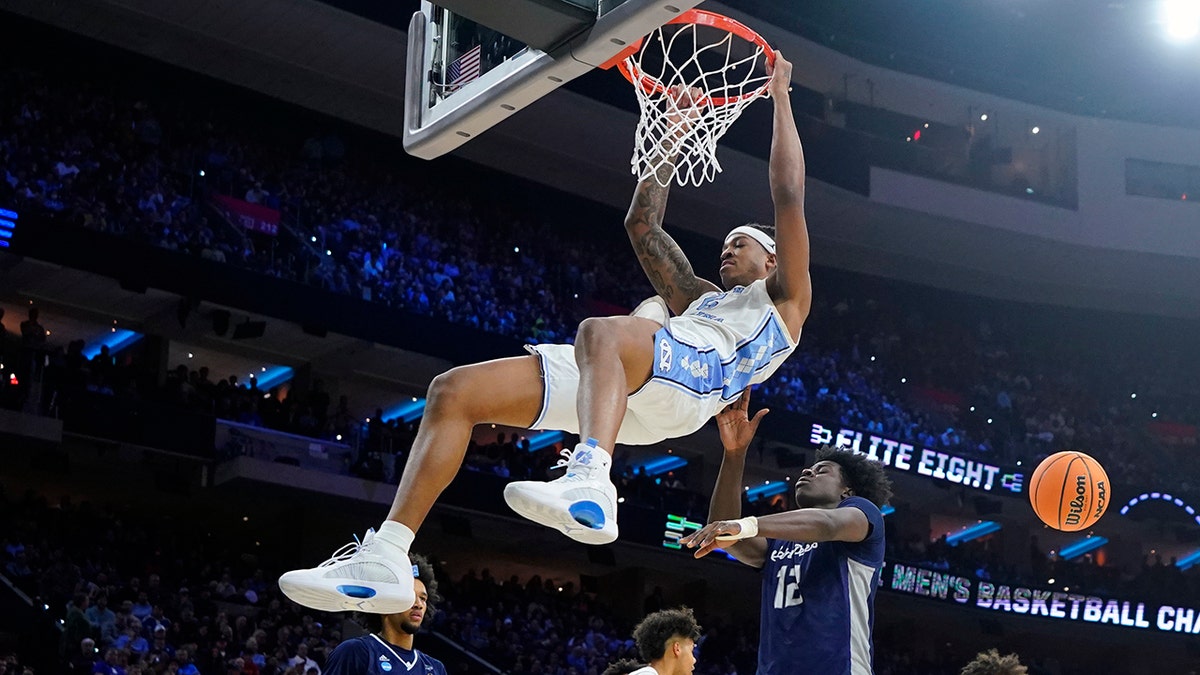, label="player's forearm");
[624,170,671,241]
[708,451,748,522]
[769,94,805,206]
[756,508,839,543]
[624,175,705,311]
